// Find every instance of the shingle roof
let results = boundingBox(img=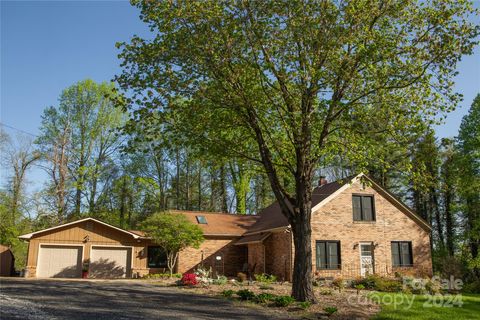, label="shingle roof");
[234,232,271,245]
[170,210,259,236]
[245,176,355,234]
